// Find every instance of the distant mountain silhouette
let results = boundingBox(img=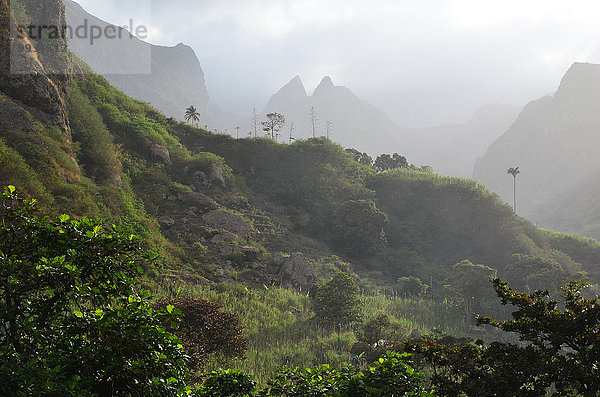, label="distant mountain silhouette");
[261,75,405,153]
[64,0,245,130]
[263,76,519,176]
[474,62,600,231]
